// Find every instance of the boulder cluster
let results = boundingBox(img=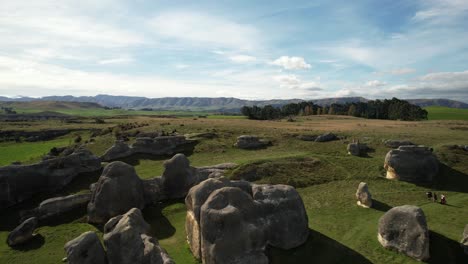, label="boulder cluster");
[185,178,309,264]
[0,148,101,209]
[101,136,196,161]
[384,145,439,183]
[64,208,174,264]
